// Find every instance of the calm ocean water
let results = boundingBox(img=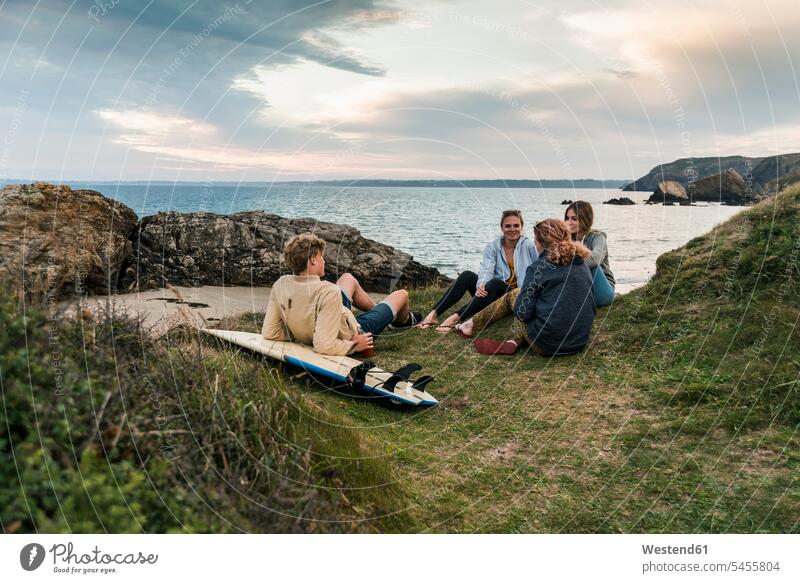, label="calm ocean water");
[76,183,744,293]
